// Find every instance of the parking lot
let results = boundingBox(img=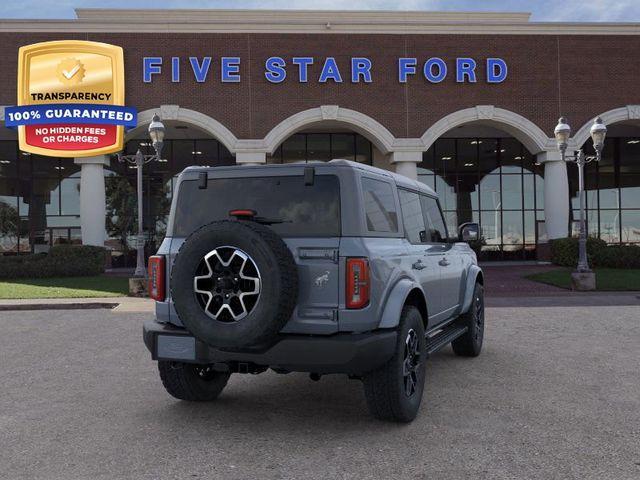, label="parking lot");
[1,304,639,480]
